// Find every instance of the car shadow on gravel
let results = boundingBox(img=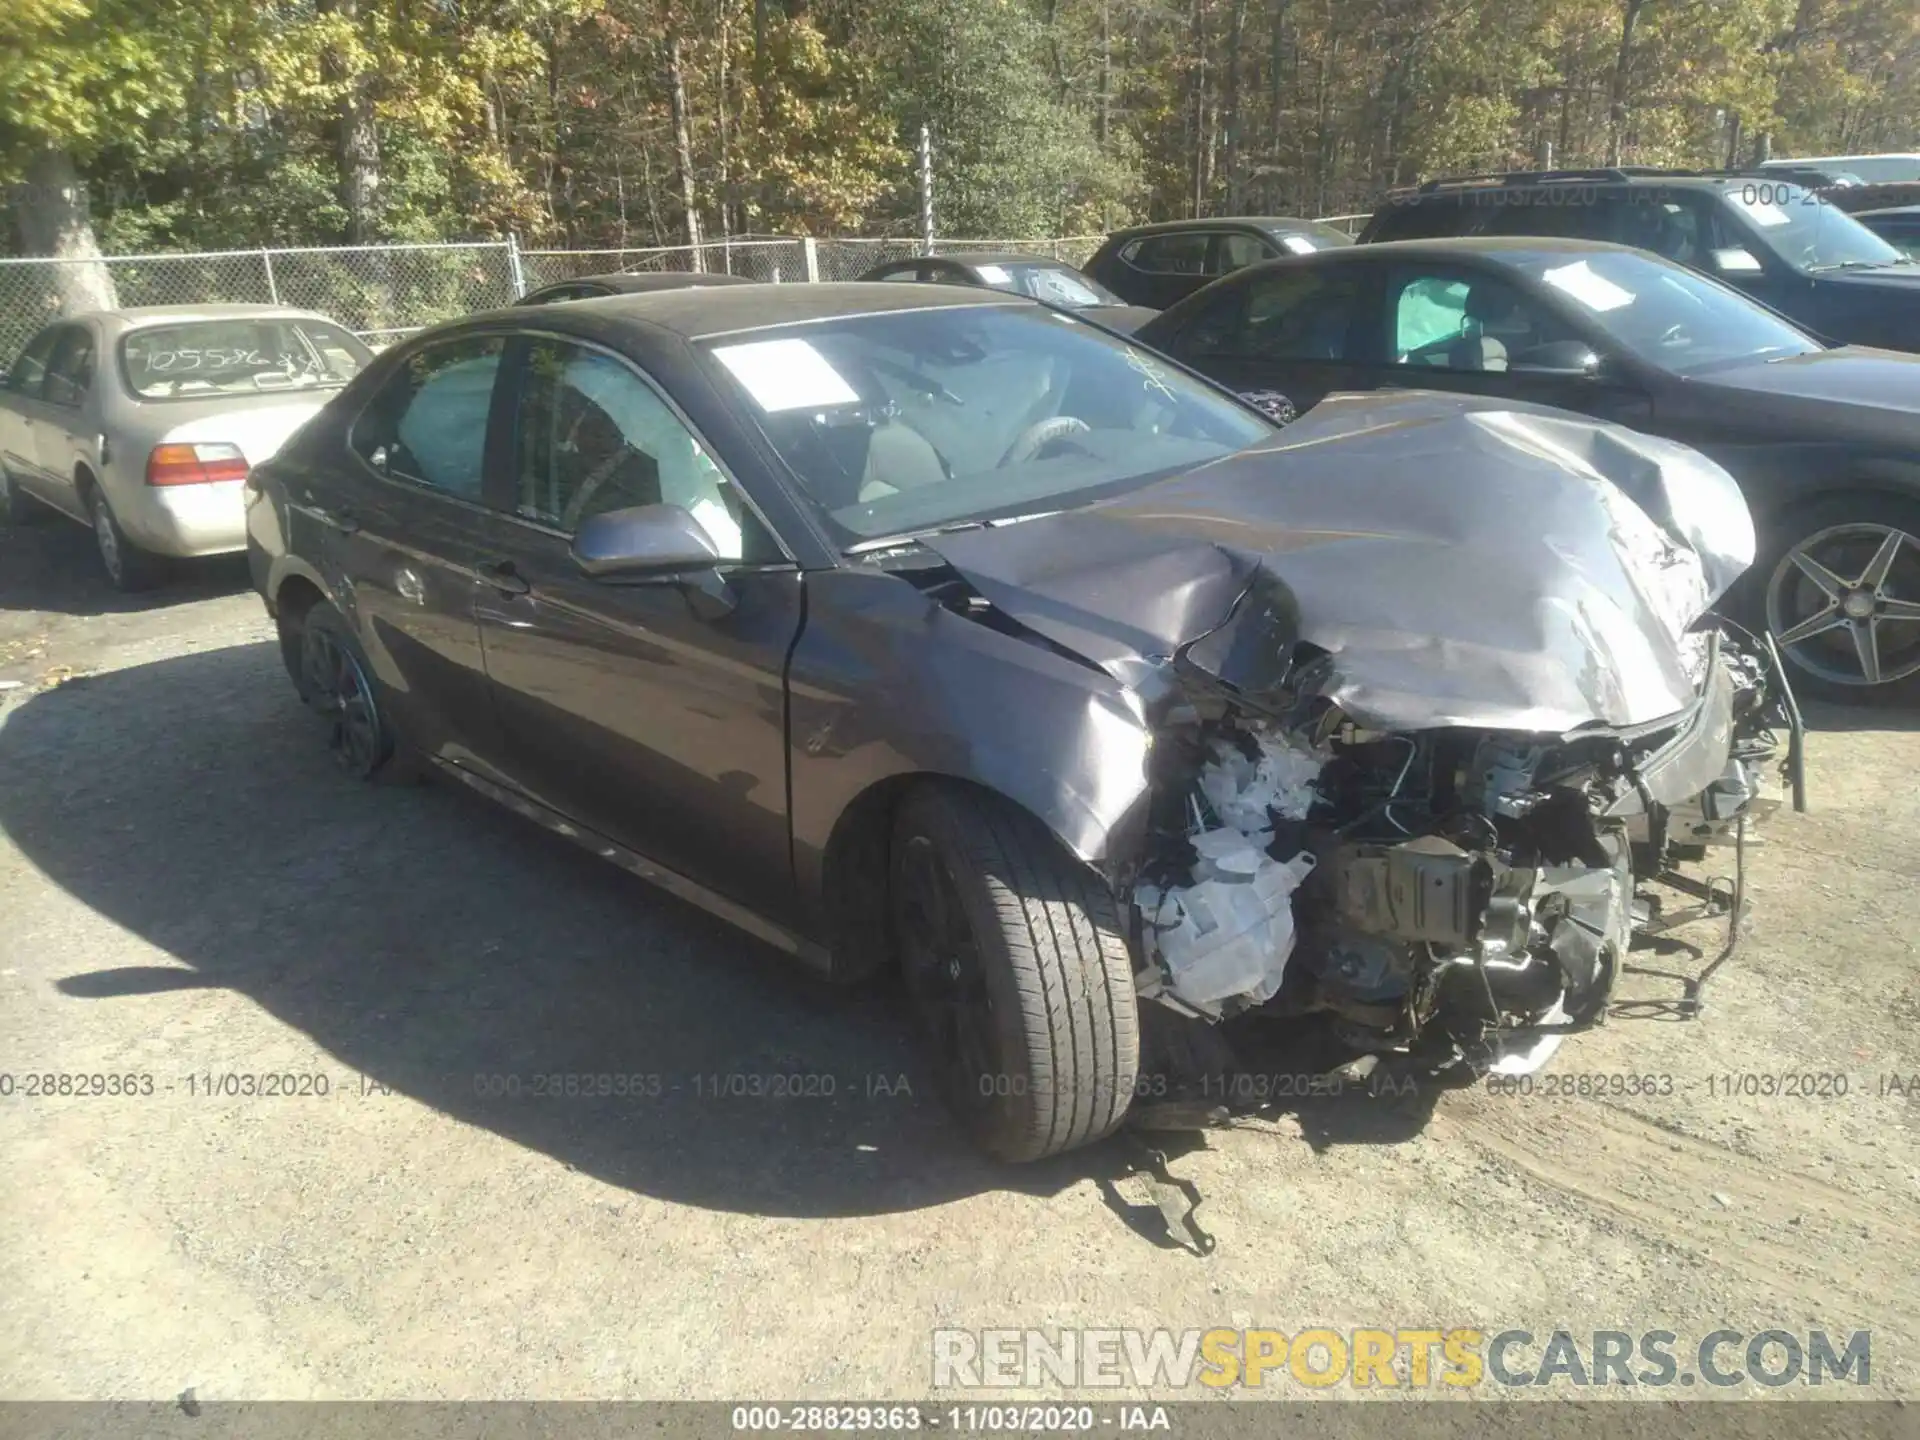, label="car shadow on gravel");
[0,518,250,617]
[4,637,1282,1223]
